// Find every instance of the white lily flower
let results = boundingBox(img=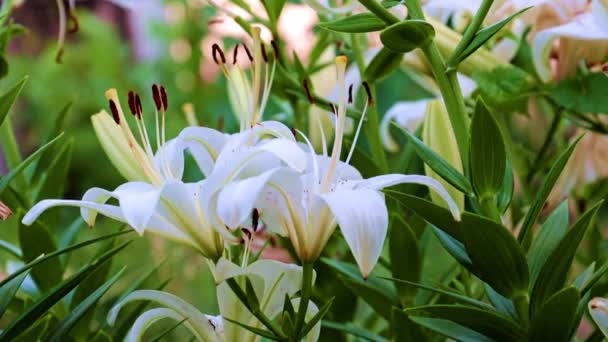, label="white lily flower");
[108,258,320,342]
[531,0,608,82]
[216,57,461,278]
[22,87,227,260]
